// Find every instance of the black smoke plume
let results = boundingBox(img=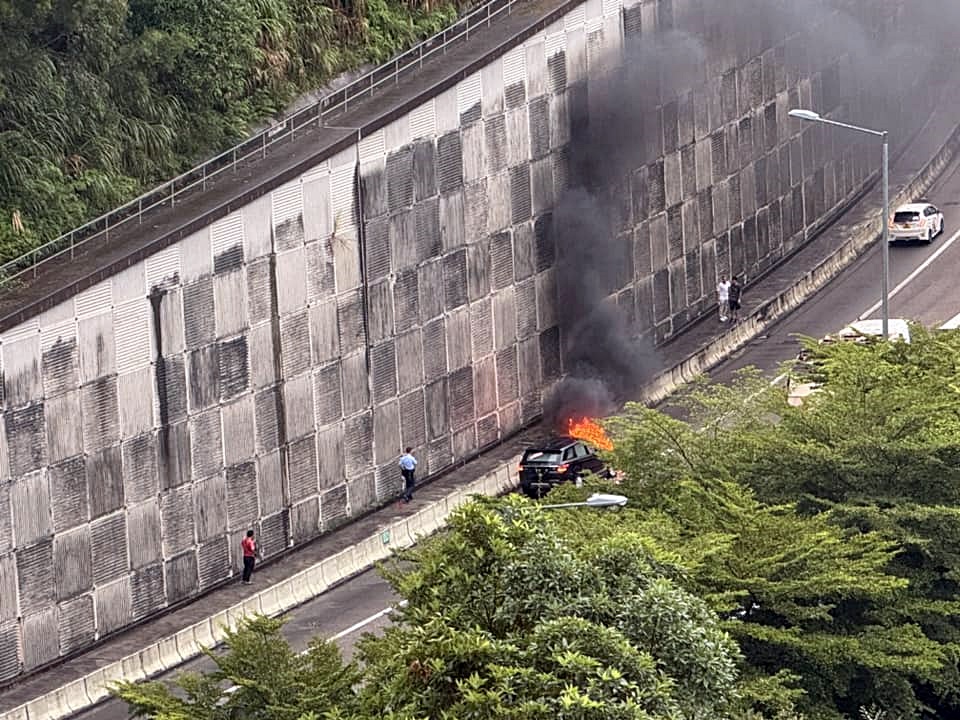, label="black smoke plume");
[542,0,956,432]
